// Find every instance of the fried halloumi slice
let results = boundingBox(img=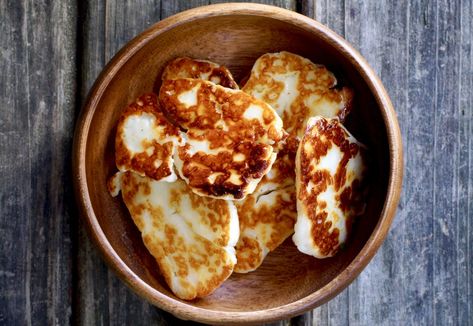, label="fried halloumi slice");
[242,51,353,137]
[109,172,239,300]
[159,78,286,200]
[162,57,239,89]
[293,117,366,258]
[115,93,182,182]
[234,186,296,273]
[233,135,298,273]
